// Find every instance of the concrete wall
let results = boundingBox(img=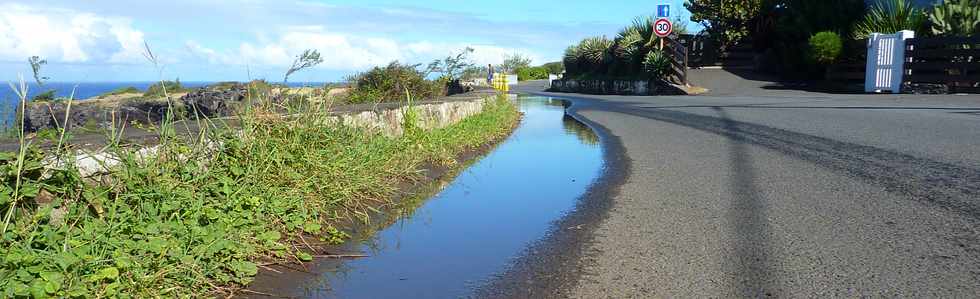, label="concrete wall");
[550,79,686,96]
